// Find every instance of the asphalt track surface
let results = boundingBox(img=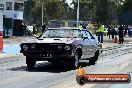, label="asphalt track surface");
[0,43,132,88]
